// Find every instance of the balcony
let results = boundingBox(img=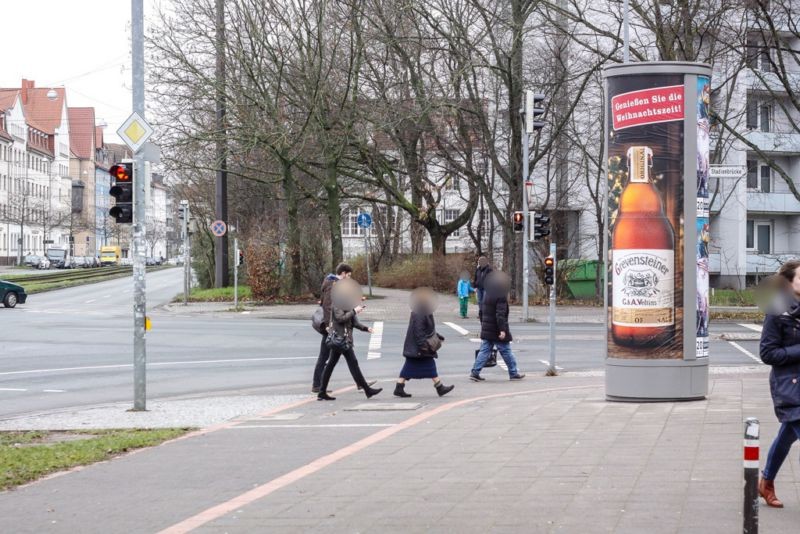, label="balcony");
[744,69,800,94]
[744,131,800,155]
[747,191,800,214]
[709,252,800,275]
